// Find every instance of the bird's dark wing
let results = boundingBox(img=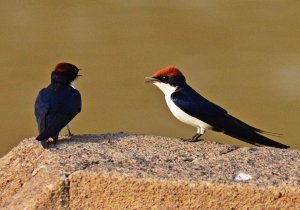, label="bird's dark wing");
[171,88,289,148]
[72,89,82,114]
[224,115,283,138]
[35,86,81,141]
[34,88,49,133]
[36,113,77,140]
[171,86,228,122]
[208,114,288,148]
